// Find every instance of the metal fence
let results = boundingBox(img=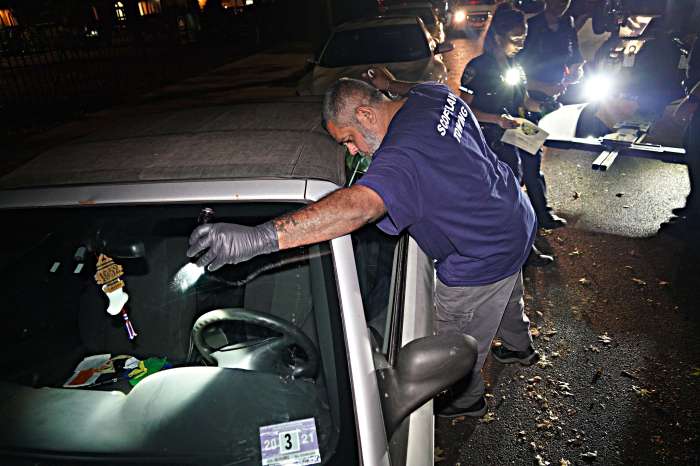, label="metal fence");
[0,15,265,133]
